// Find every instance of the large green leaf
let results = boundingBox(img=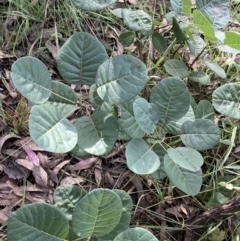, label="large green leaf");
[57,32,107,85]
[113,227,158,241]
[164,154,202,196]
[72,188,122,239]
[223,31,240,51]
[181,119,220,151]
[73,110,118,155]
[133,97,159,133]
[150,77,190,125]
[188,35,206,57]
[189,71,210,85]
[29,104,78,153]
[47,81,77,117]
[54,185,87,221]
[204,60,226,78]
[11,56,51,104]
[165,106,195,135]
[164,59,189,78]
[152,32,167,52]
[212,83,240,119]
[117,97,145,139]
[167,147,203,172]
[196,100,214,120]
[126,138,160,175]
[196,0,230,29]
[8,203,69,241]
[71,0,118,11]
[101,190,133,240]
[122,9,152,32]
[193,9,217,41]
[96,55,147,104]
